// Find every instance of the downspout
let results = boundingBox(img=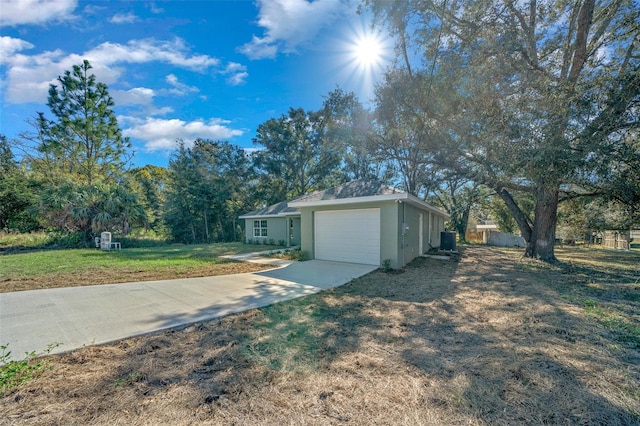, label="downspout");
[428,212,432,249]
